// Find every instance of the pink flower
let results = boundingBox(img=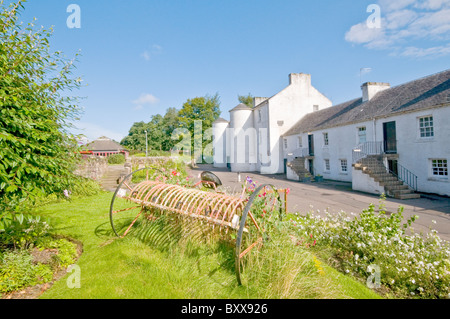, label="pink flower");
[286,188,291,195]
